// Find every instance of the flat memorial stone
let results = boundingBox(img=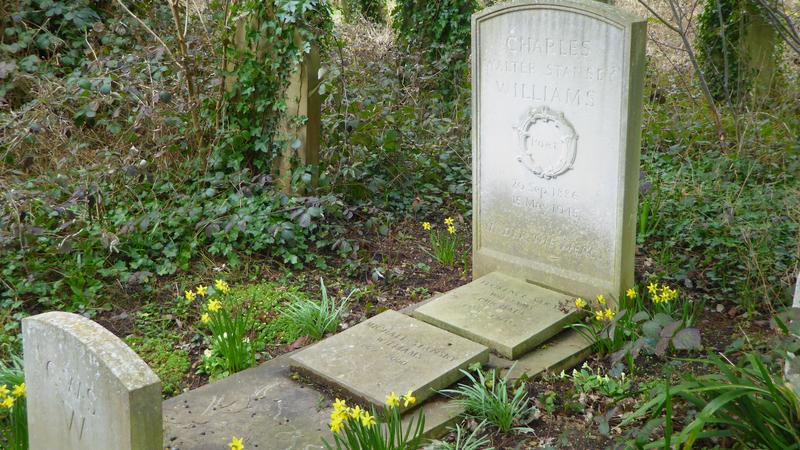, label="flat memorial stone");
[288,310,489,411]
[412,272,579,358]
